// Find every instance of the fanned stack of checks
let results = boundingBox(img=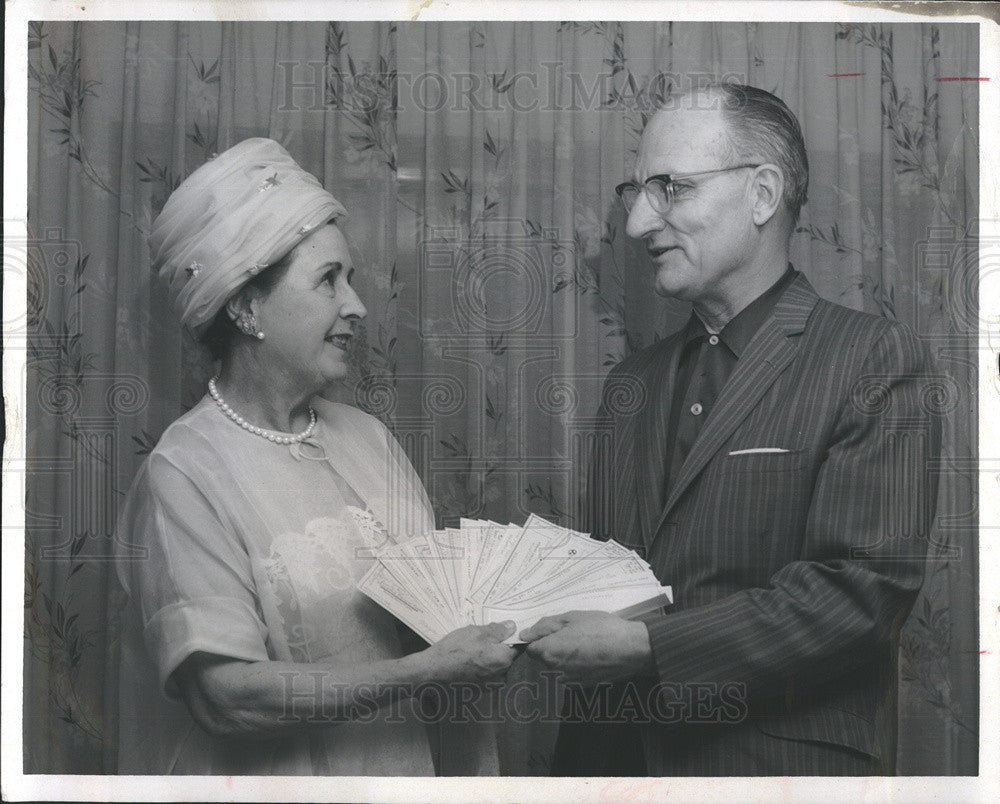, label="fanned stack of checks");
[357,514,672,644]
